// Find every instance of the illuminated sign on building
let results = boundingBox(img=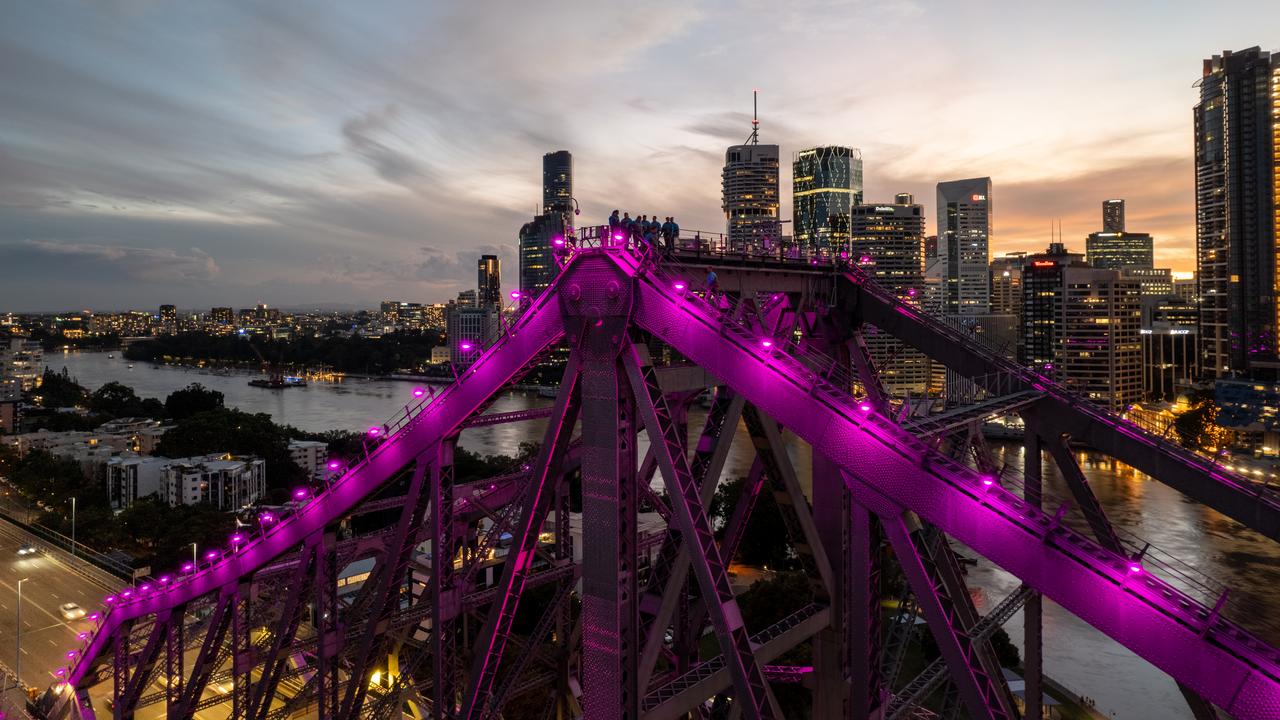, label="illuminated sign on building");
[971,194,987,202]
[1031,261,1057,268]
